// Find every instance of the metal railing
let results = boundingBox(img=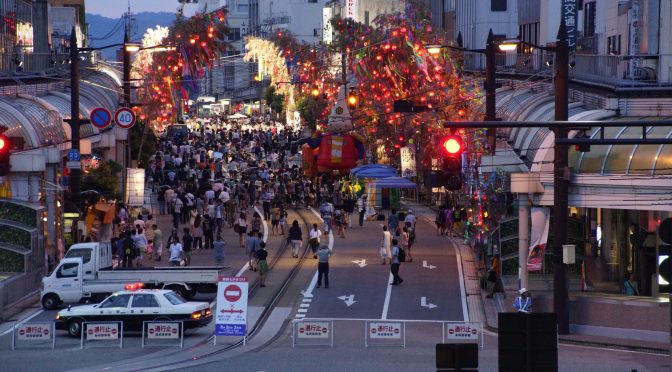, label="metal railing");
[461,51,672,88]
[0,52,72,75]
